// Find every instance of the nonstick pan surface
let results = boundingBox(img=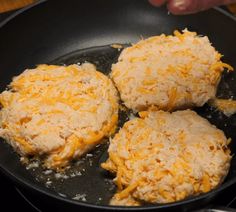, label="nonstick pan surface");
[0,0,236,211]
